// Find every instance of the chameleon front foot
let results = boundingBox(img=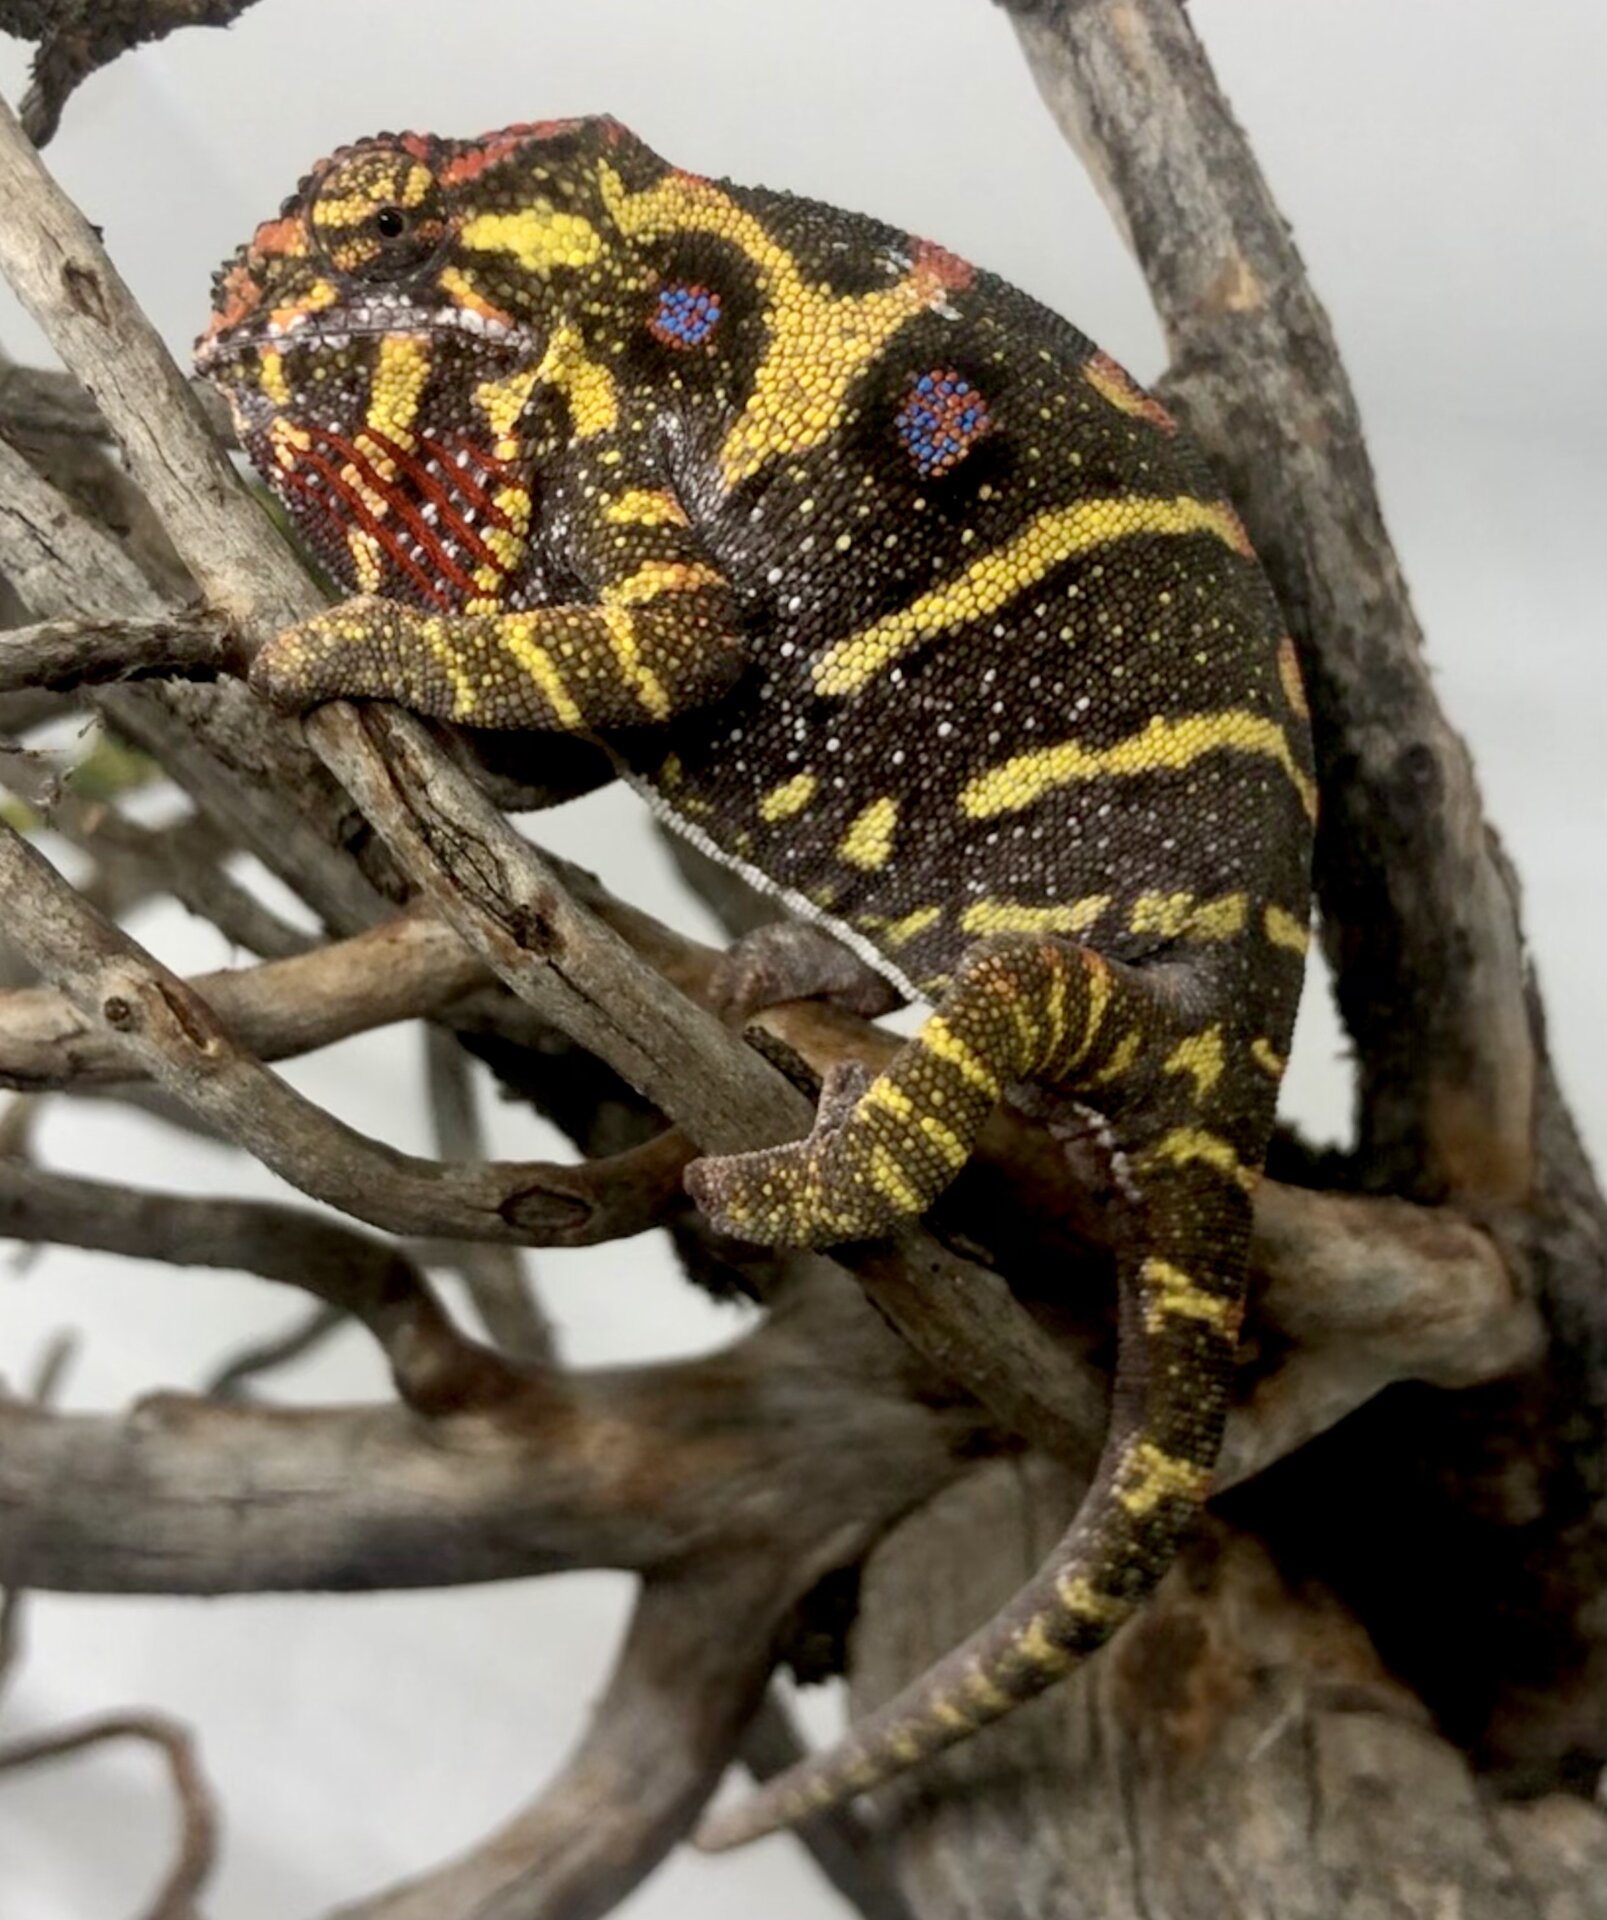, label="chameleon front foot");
[709,920,904,1026]
[251,596,471,719]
